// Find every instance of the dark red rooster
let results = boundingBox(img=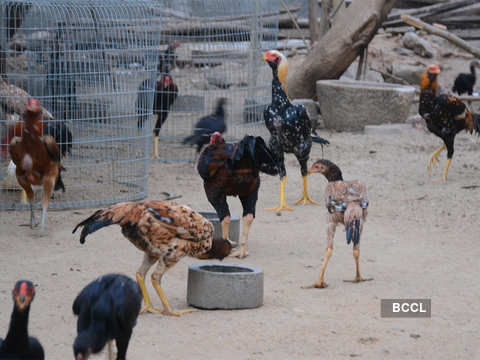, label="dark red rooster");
[136,42,180,158]
[72,274,142,360]
[0,280,44,359]
[197,132,279,258]
[419,65,479,181]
